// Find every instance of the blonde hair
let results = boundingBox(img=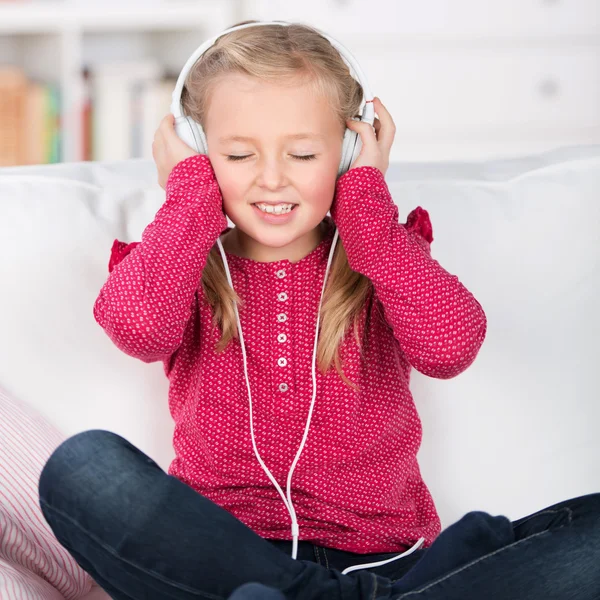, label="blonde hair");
[182,20,373,391]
